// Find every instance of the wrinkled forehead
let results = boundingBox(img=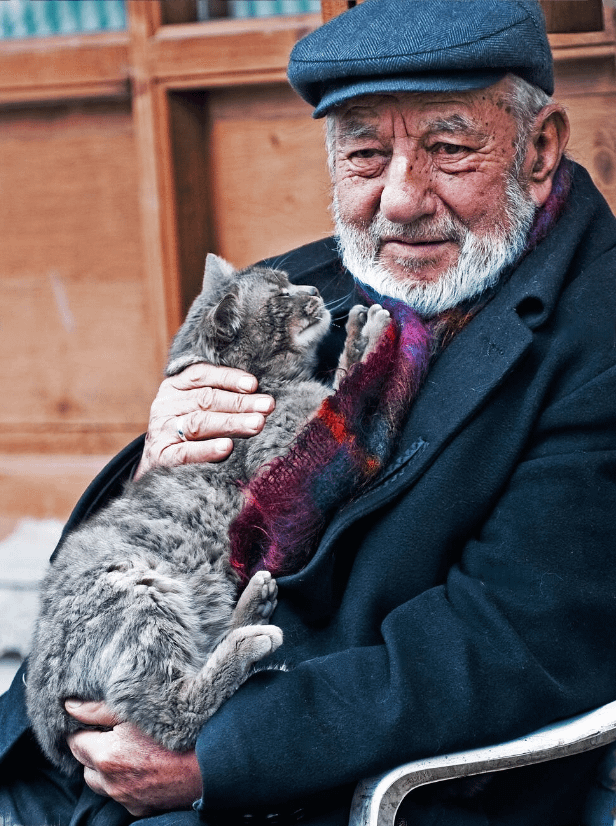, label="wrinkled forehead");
[332,84,513,141]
